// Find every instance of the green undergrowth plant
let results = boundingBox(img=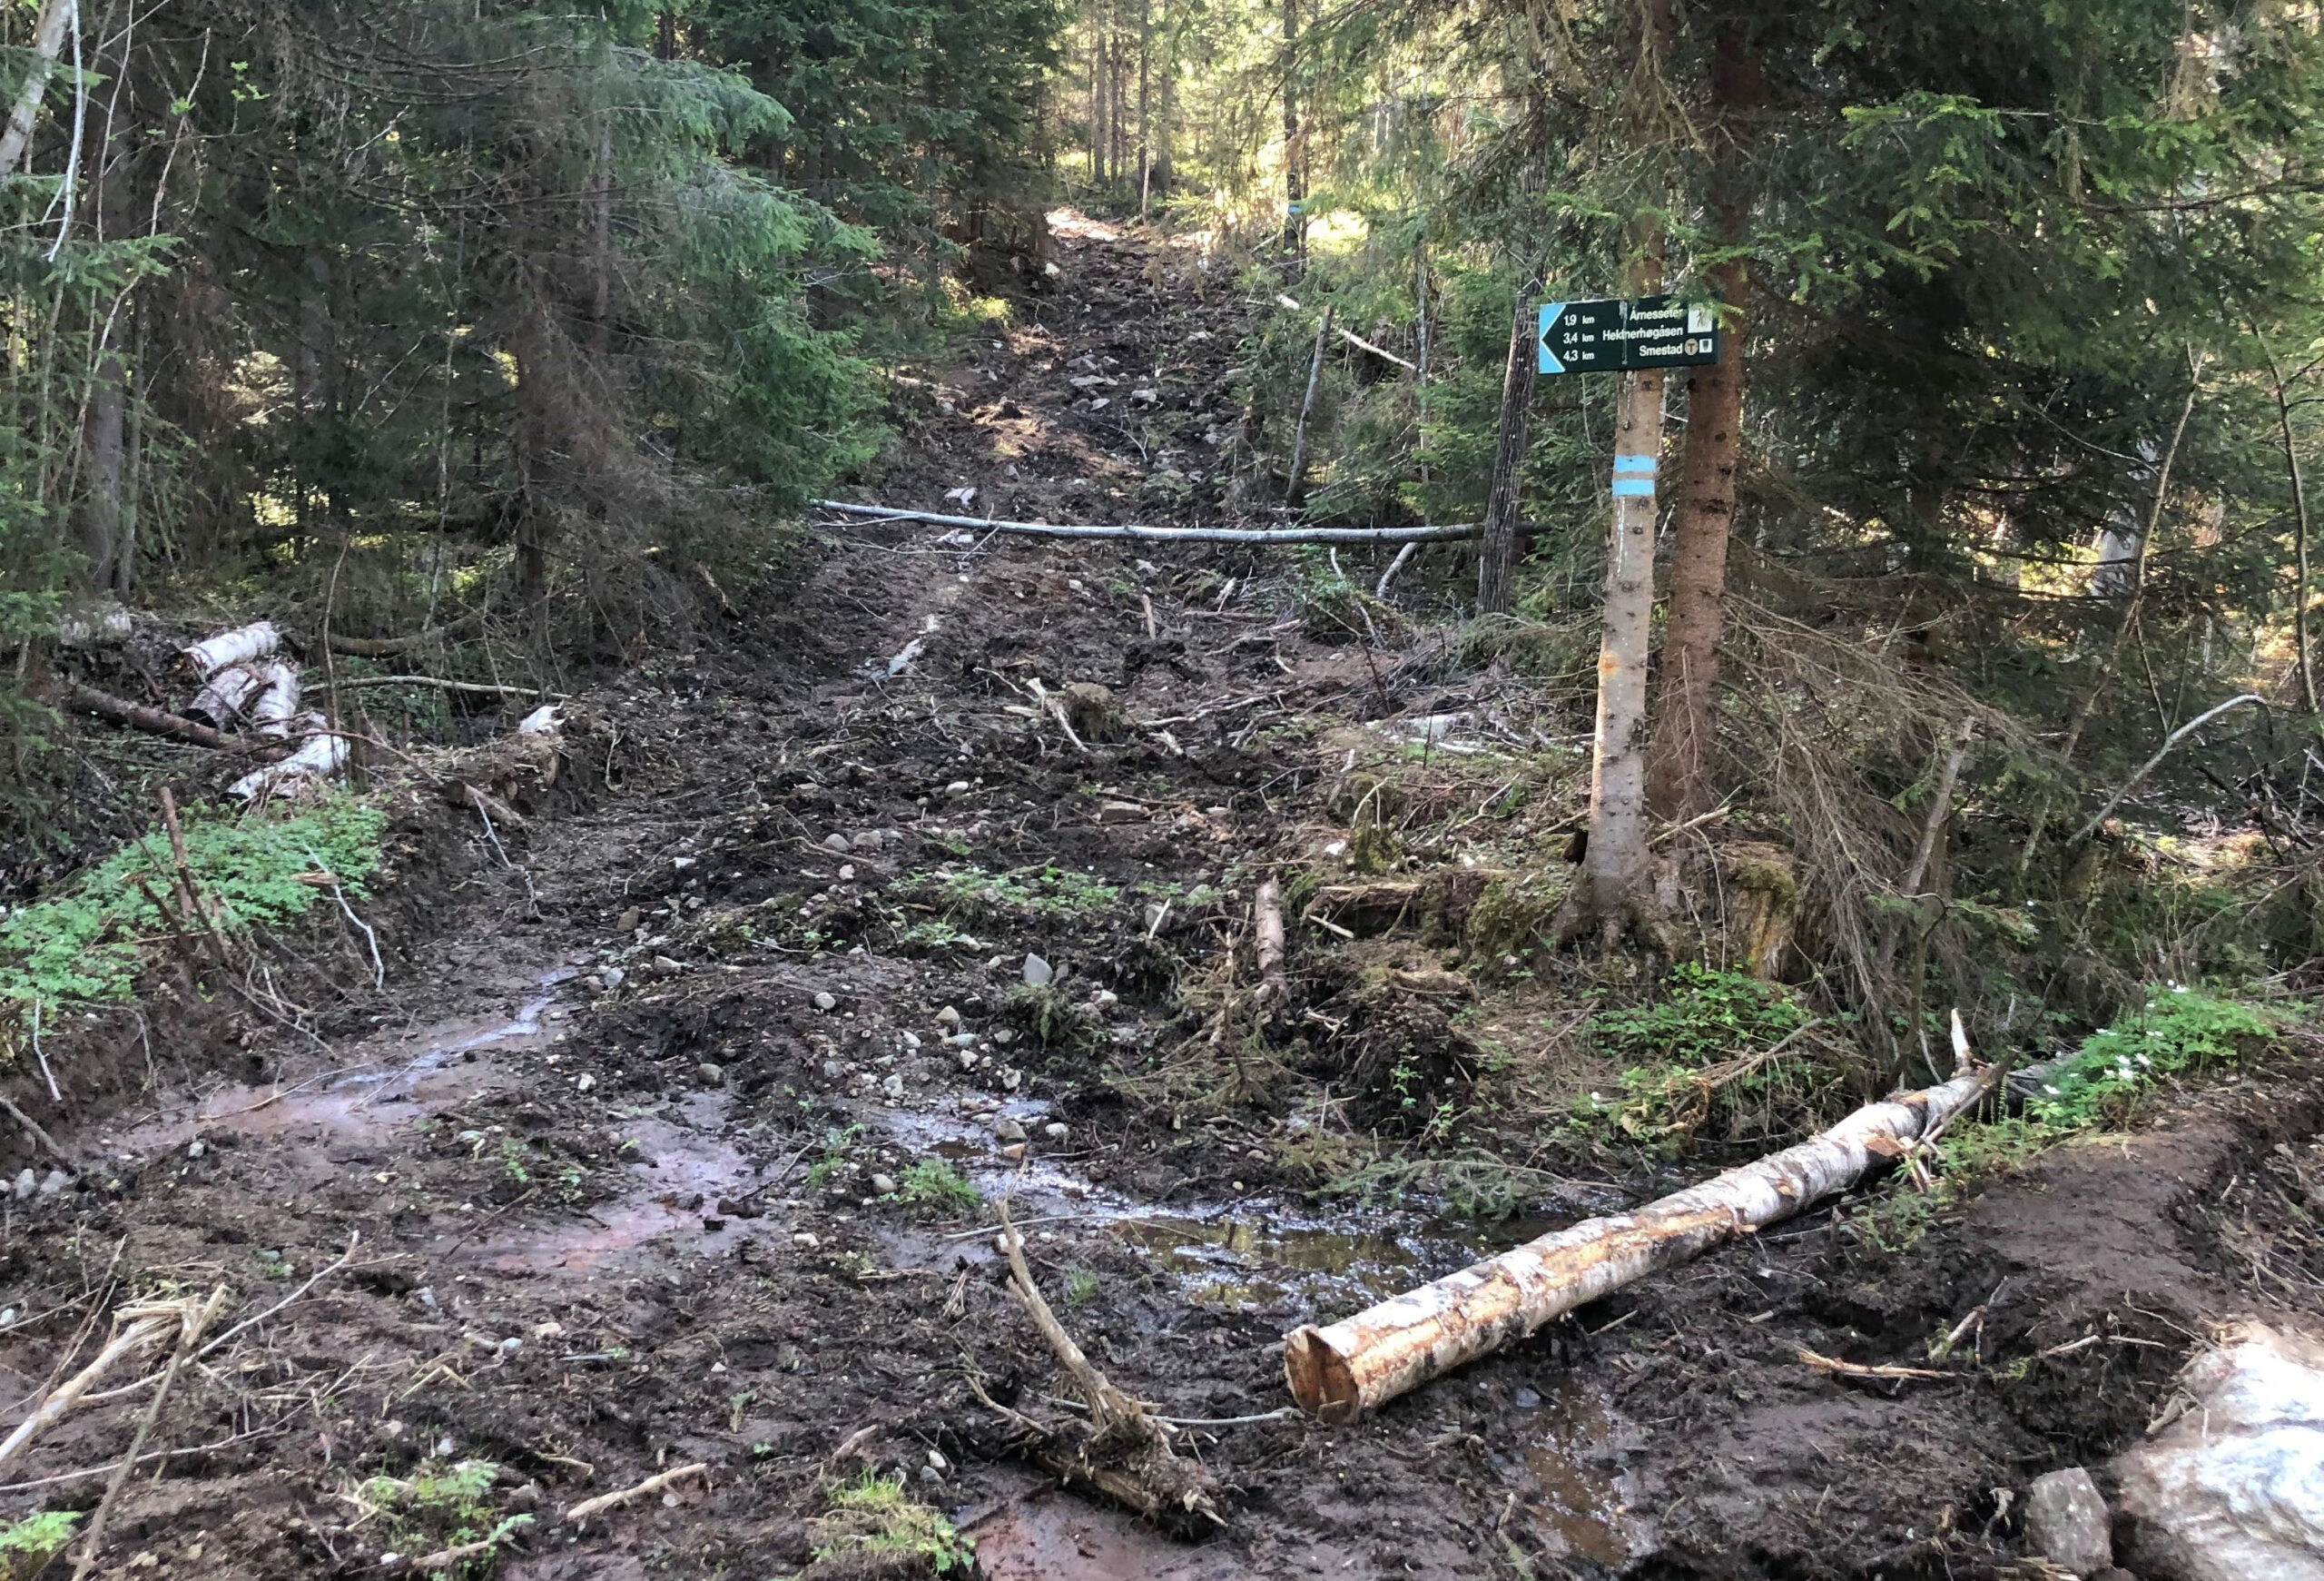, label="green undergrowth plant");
[1856,984,2286,1252]
[0,1509,79,1581]
[1576,963,1837,1146]
[1316,1148,1566,1220]
[0,793,387,1011]
[357,1459,527,1577]
[911,864,1120,926]
[805,1470,975,1576]
[895,1159,980,1215]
